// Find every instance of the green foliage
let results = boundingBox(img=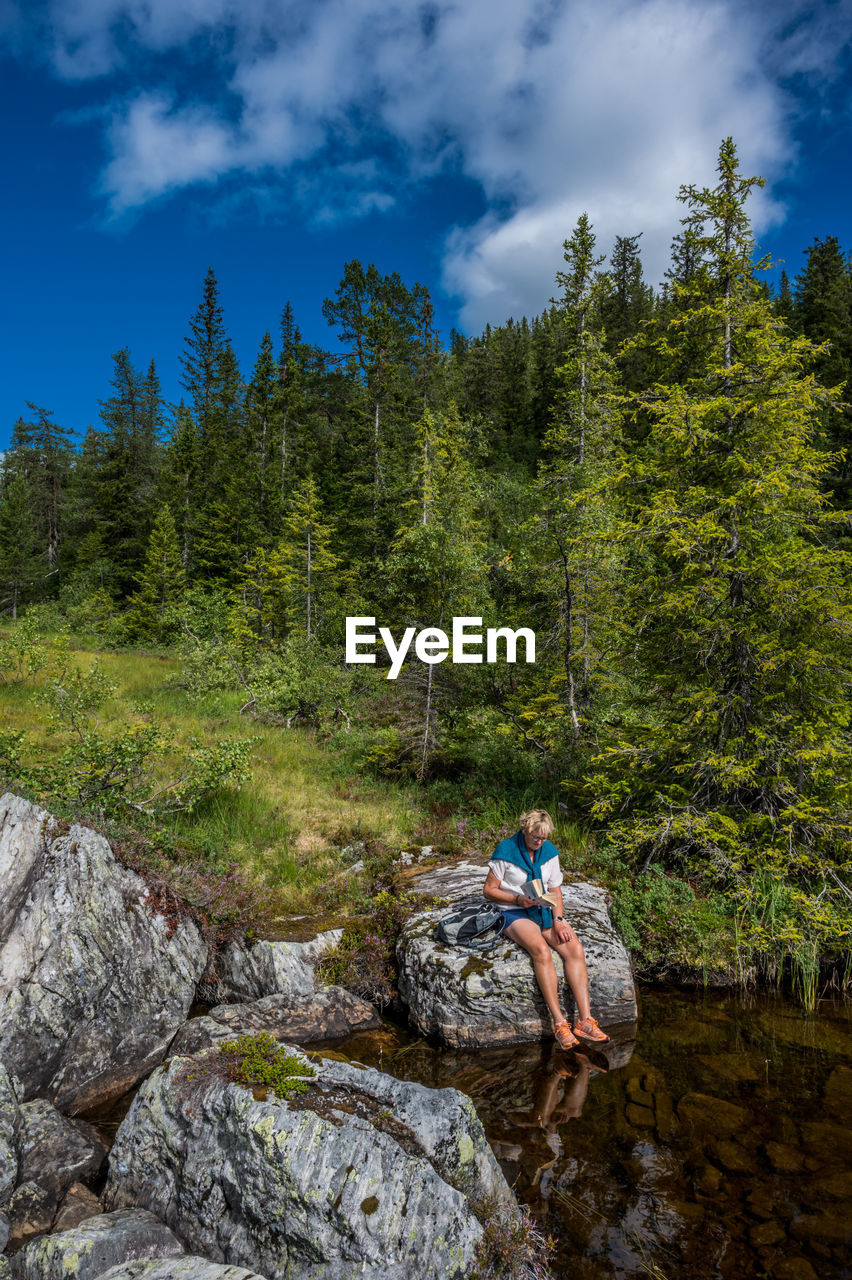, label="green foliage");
[0,471,41,617]
[7,147,852,996]
[317,848,435,1006]
[470,1196,556,1280]
[218,1033,315,1099]
[123,504,186,642]
[608,863,734,974]
[181,1033,316,1100]
[587,141,852,993]
[0,625,256,821]
[0,613,48,684]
